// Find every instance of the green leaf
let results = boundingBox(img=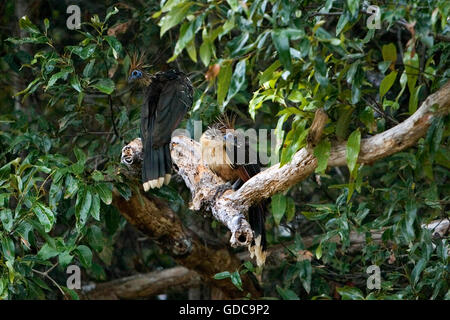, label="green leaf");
[346,0,359,16]
[301,211,329,221]
[169,17,202,60]
[271,194,287,225]
[226,0,239,11]
[6,36,47,45]
[115,183,131,200]
[92,79,115,95]
[47,70,70,90]
[37,243,59,260]
[104,36,122,59]
[346,129,361,174]
[161,0,183,12]
[83,60,95,78]
[75,245,93,268]
[272,29,291,72]
[404,49,419,93]
[314,56,328,86]
[213,271,231,280]
[75,186,92,229]
[297,260,312,293]
[408,84,422,114]
[90,193,101,221]
[337,286,364,300]
[378,61,392,74]
[64,174,79,199]
[91,170,104,182]
[230,271,243,291]
[70,75,82,92]
[95,182,113,205]
[382,43,397,66]
[217,60,233,110]
[19,16,41,35]
[285,197,296,222]
[336,11,350,35]
[426,116,444,158]
[314,139,331,174]
[199,40,212,67]
[276,285,300,300]
[346,61,359,85]
[87,225,104,252]
[379,70,398,100]
[243,261,254,272]
[186,39,197,63]
[1,237,15,262]
[225,60,246,105]
[315,242,323,259]
[0,209,13,232]
[73,147,87,164]
[32,203,55,232]
[104,6,119,23]
[336,106,353,141]
[158,2,193,37]
[259,60,281,86]
[69,44,97,60]
[58,251,74,268]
